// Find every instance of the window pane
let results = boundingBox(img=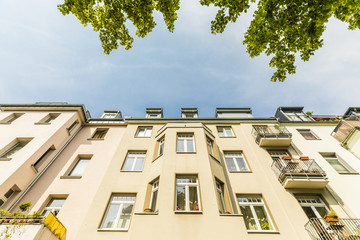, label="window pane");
[302,206,317,219]
[235,157,248,171]
[225,157,237,171]
[48,199,66,208]
[218,130,224,137]
[145,128,152,137]
[189,186,199,211]
[327,159,350,173]
[102,204,120,228]
[254,206,273,230]
[176,186,186,211]
[315,207,328,219]
[177,139,185,152]
[122,157,134,171]
[186,139,194,152]
[134,157,145,171]
[69,159,90,176]
[137,128,145,137]
[150,190,158,210]
[225,128,233,136]
[159,141,164,155]
[240,206,257,230]
[117,204,133,229]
